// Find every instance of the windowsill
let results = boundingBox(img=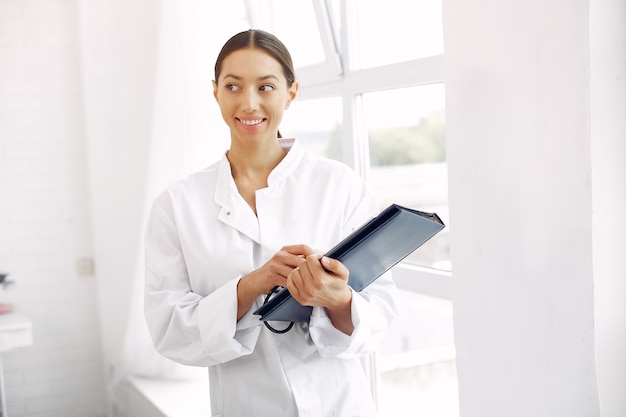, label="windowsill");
[379,345,456,372]
[125,375,210,417]
[123,346,457,417]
